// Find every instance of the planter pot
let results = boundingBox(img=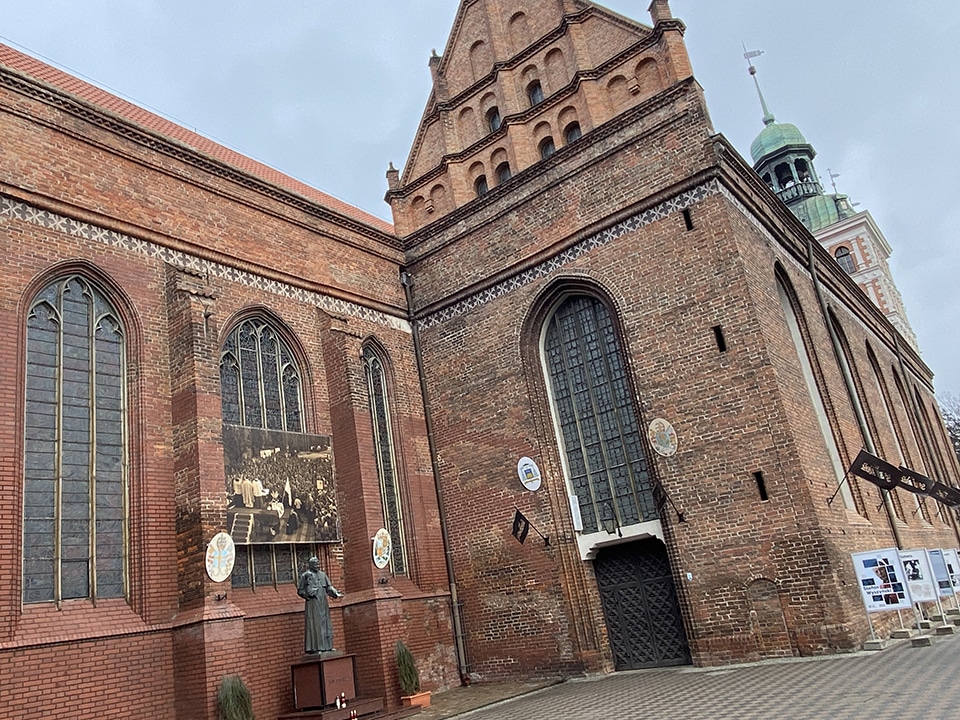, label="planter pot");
[400,691,431,708]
